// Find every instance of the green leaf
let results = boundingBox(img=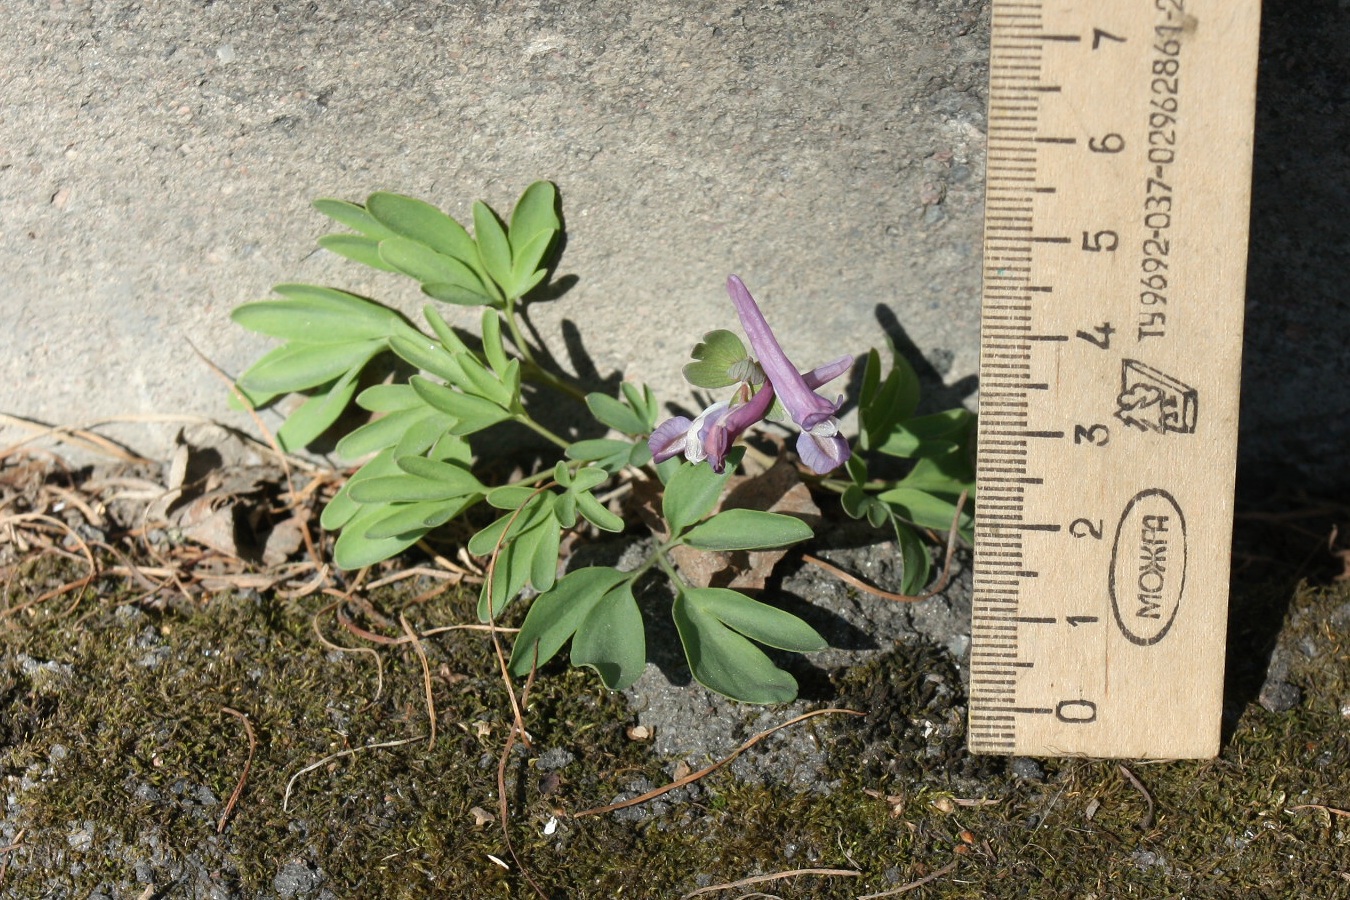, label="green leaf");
[570,466,609,494]
[232,287,403,344]
[507,181,559,261]
[365,192,478,263]
[627,441,653,467]
[336,407,438,460]
[398,454,486,488]
[566,438,635,470]
[393,412,458,458]
[680,509,813,552]
[586,393,648,435]
[682,588,825,652]
[454,354,514,408]
[575,491,624,533]
[878,486,971,535]
[316,234,399,273]
[571,582,646,690]
[478,512,556,620]
[422,282,496,306]
[620,382,658,430]
[322,448,399,531]
[860,348,921,448]
[507,567,630,676]
[486,484,541,510]
[390,337,464,384]
[275,368,361,451]
[331,502,425,569]
[468,495,555,557]
[661,461,732,537]
[893,520,932,596]
[673,590,800,704]
[348,468,479,503]
[236,341,383,394]
[876,409,975,460]
[530,519,561,593]
[356,383,424,412]
[892,451,975,495]
[409,377,513,435]
[421,306,471,355]
[362,497,471,540]
[480,310,510,376]
[379,237,489,293]
[554,491,578,528]
[472,201,513,292]
[507,229,555,294]
[859,348,883,410]
[312,198,398,240]
[683,330,750,389]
